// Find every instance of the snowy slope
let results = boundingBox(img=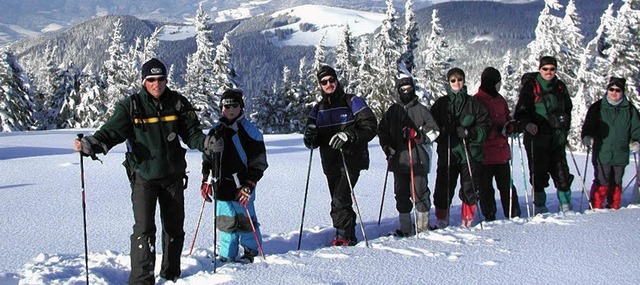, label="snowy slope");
[1,129,640,284]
